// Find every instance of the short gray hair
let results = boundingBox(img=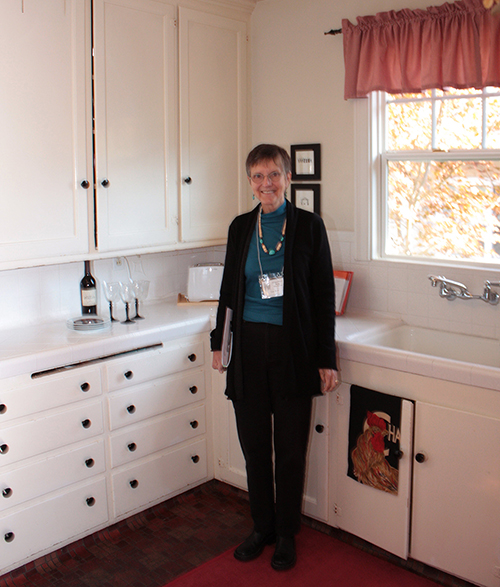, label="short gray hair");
[245,144,291,177]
